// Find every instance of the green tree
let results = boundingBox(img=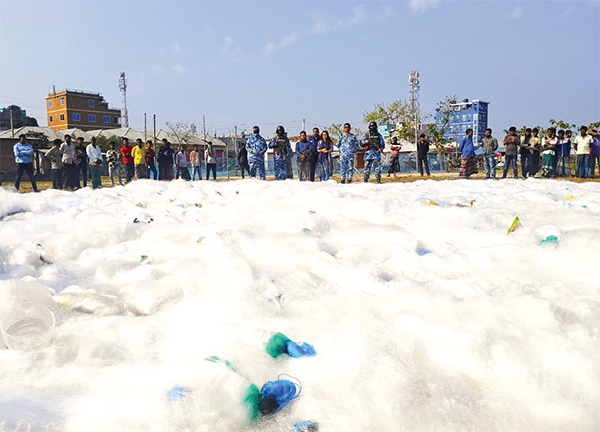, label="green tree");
[428,95,458,155]
[0,105,39,129]
[95,135,123,153]
[362,99,420,141]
